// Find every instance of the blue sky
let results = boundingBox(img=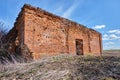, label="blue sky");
[0,0,120,50]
